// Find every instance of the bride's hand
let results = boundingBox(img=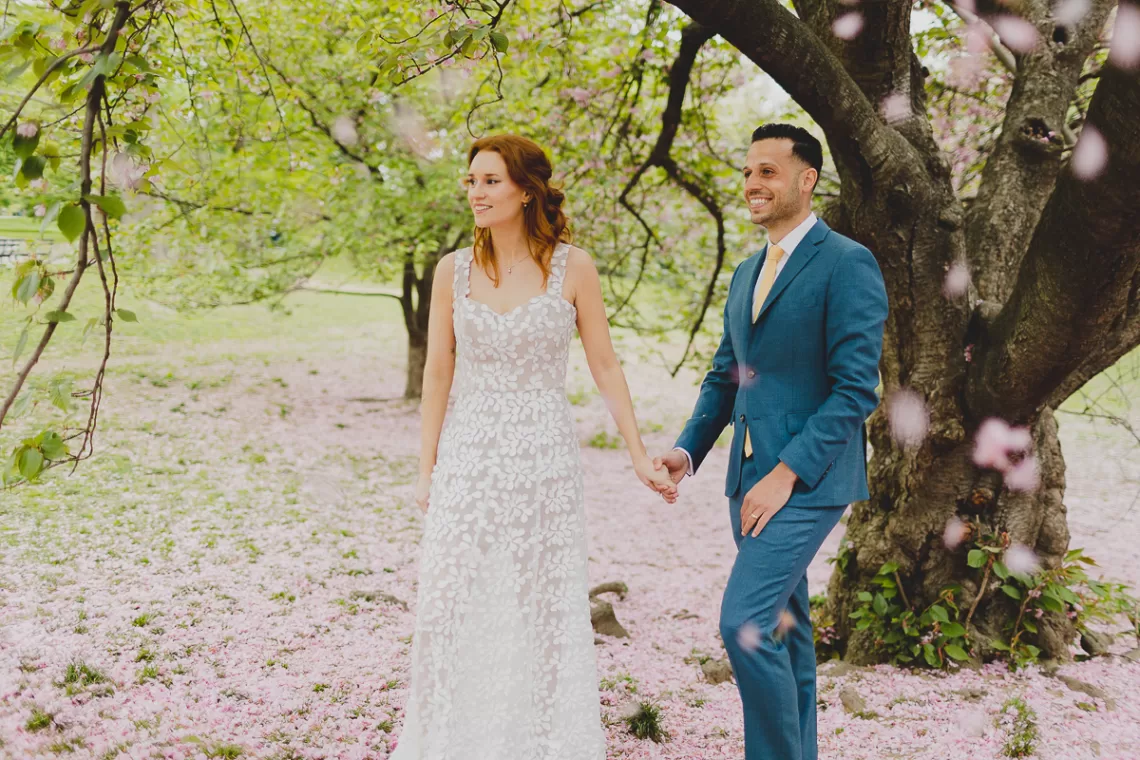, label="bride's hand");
[634,456,678,503]
[415,471,431,513]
